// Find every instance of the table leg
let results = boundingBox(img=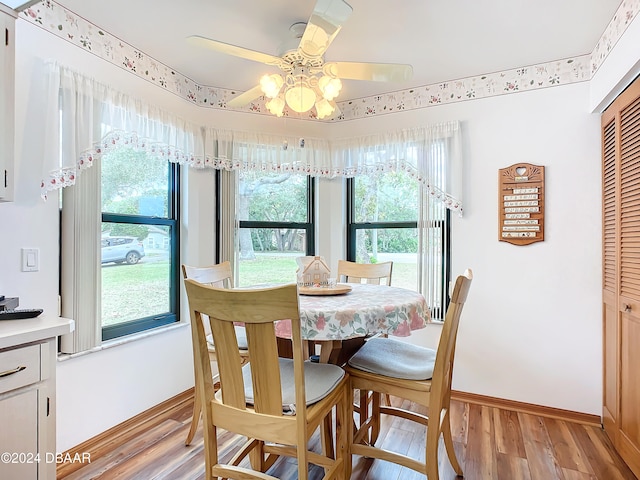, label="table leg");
[319,340,342,364]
